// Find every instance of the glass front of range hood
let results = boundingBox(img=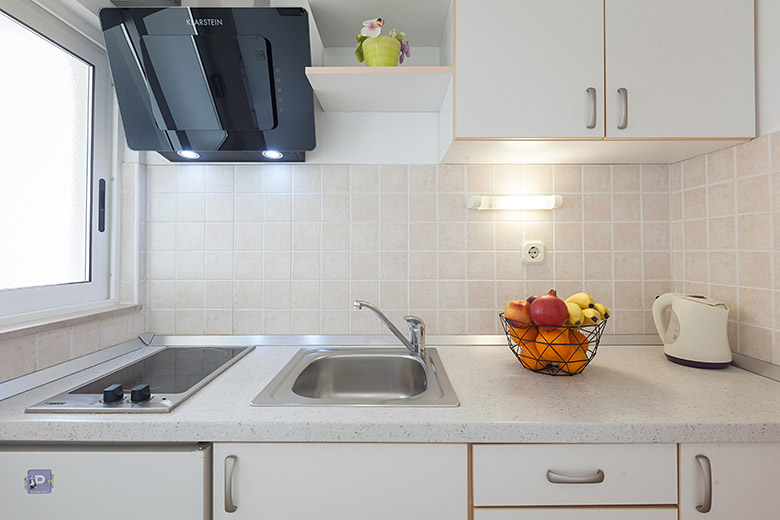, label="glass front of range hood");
[100,7,315,162]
